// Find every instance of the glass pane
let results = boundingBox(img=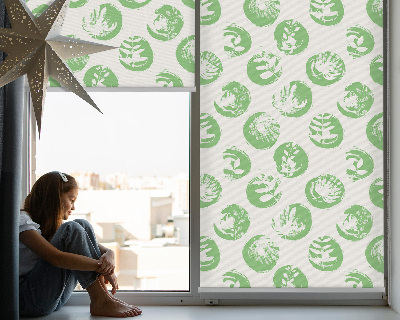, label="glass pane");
[34,92,190,291]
